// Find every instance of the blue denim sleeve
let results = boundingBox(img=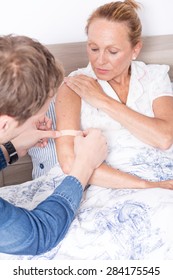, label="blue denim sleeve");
[0,176,83,255]
[0,147,7,171]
